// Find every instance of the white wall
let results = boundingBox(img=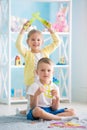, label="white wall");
[72,0,87,103]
